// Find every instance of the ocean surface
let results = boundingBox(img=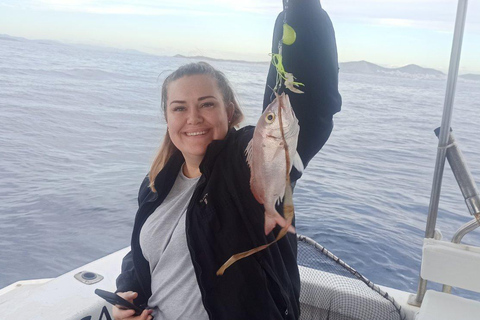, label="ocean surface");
[1,35,480,300]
